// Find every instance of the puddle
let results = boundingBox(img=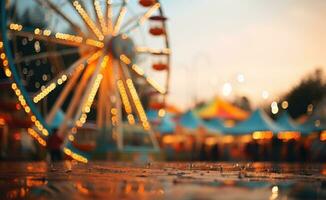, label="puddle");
[0,162,325,199]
